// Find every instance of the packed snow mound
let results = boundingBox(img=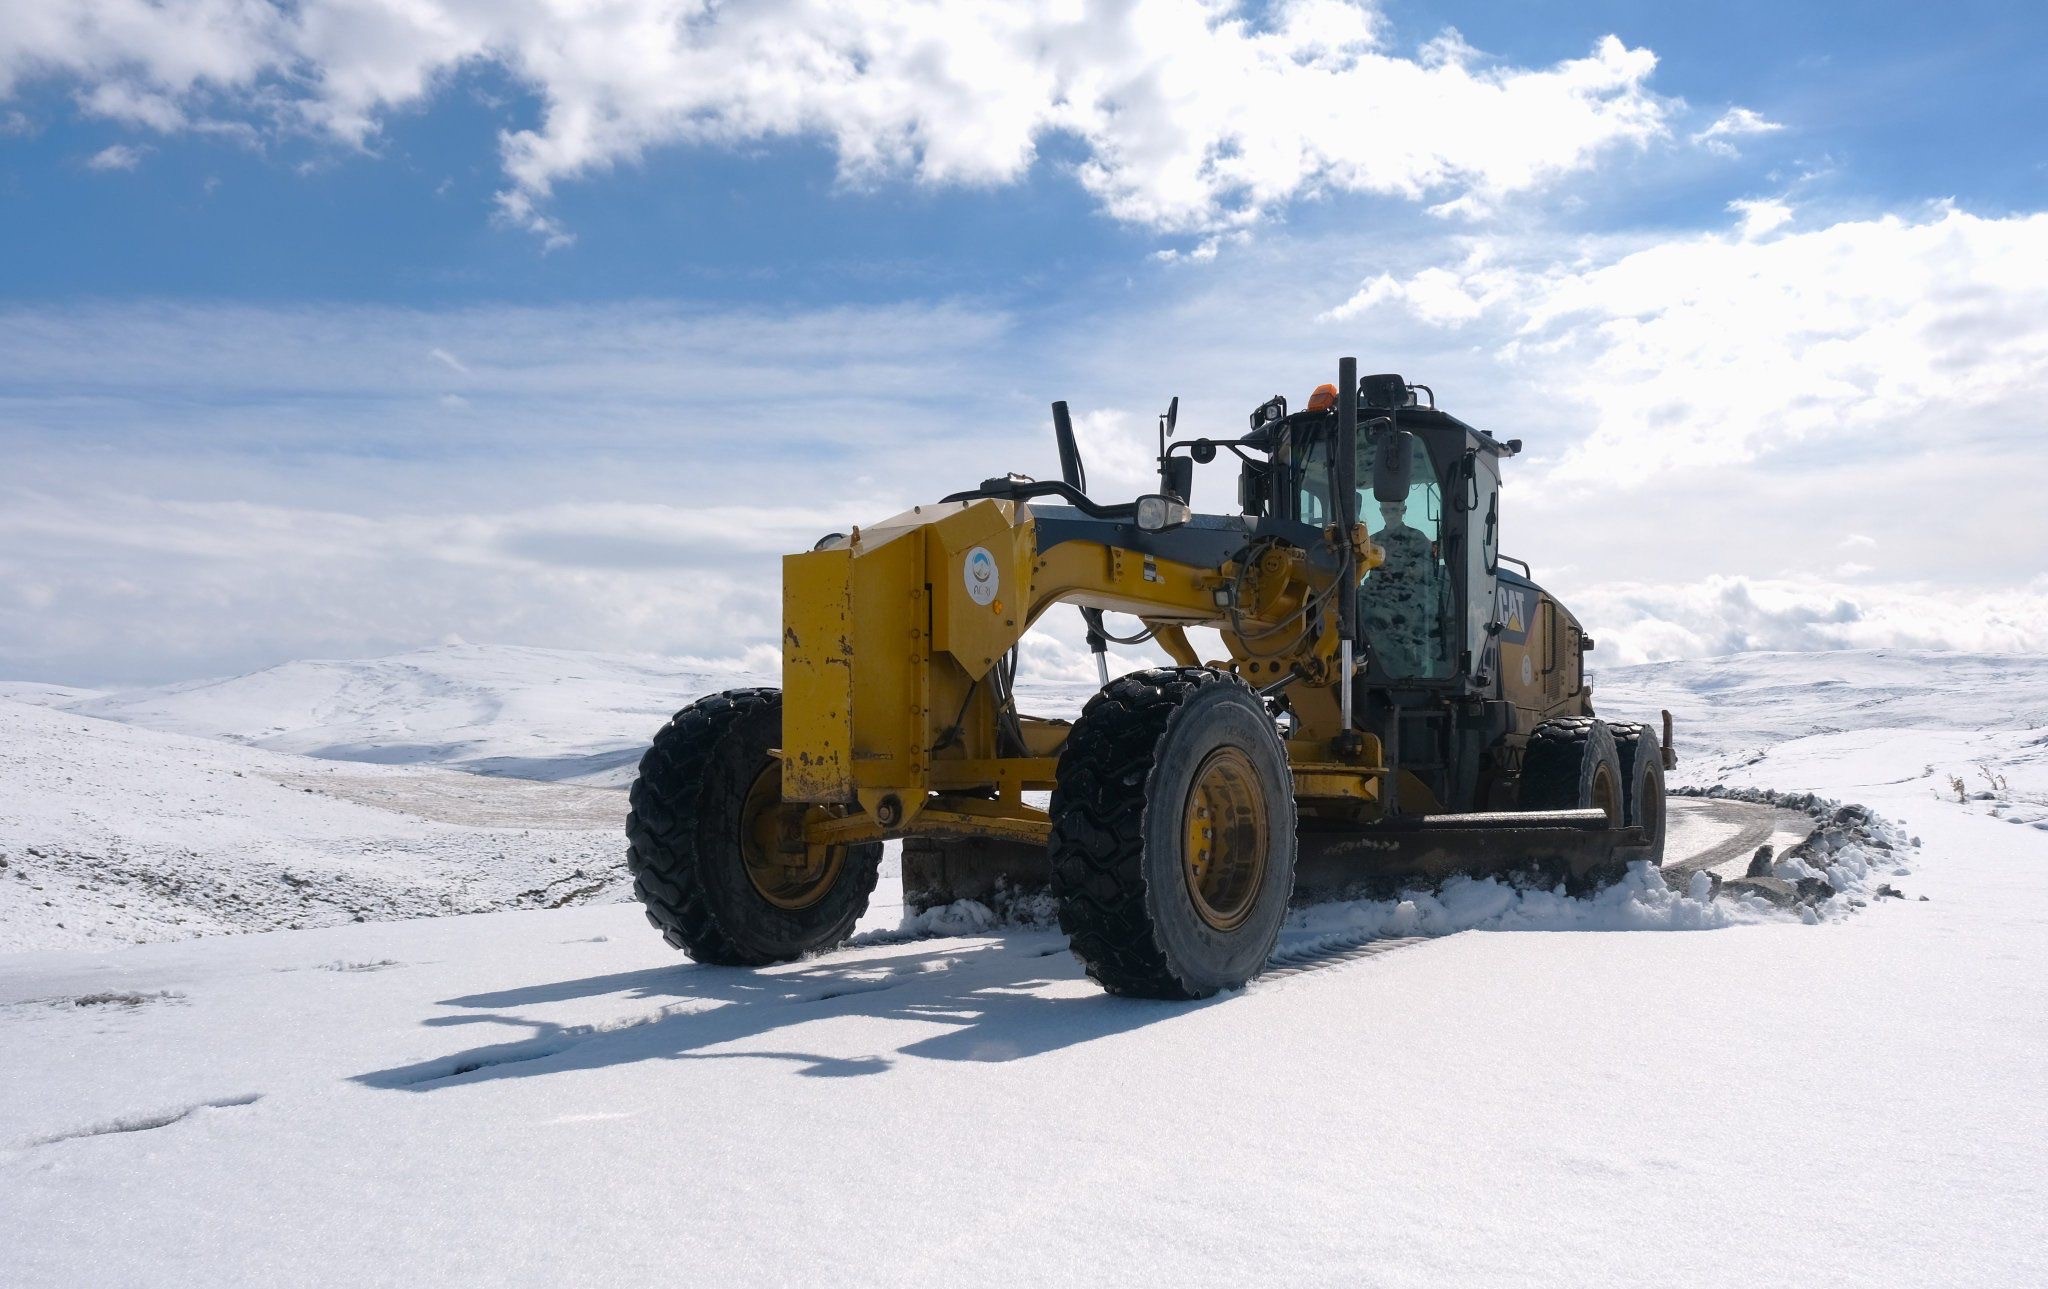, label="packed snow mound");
[67,643,763,786]
[0,699,630,953]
